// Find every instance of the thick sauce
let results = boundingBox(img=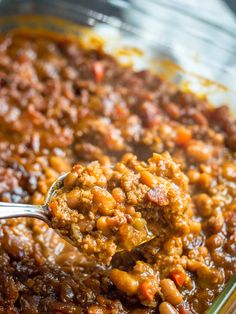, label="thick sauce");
[49,152,190,265]
[0,31,235,314]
